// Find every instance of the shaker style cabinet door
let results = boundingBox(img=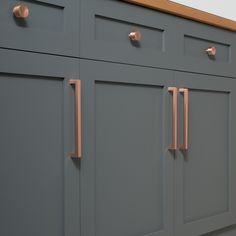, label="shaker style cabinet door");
[79,60,174,236]
[0,49,80,236]
[0,0,79,56]
[174,72,236,236]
